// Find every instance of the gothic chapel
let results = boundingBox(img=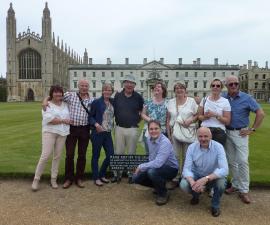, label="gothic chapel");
[6,2,80,101]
